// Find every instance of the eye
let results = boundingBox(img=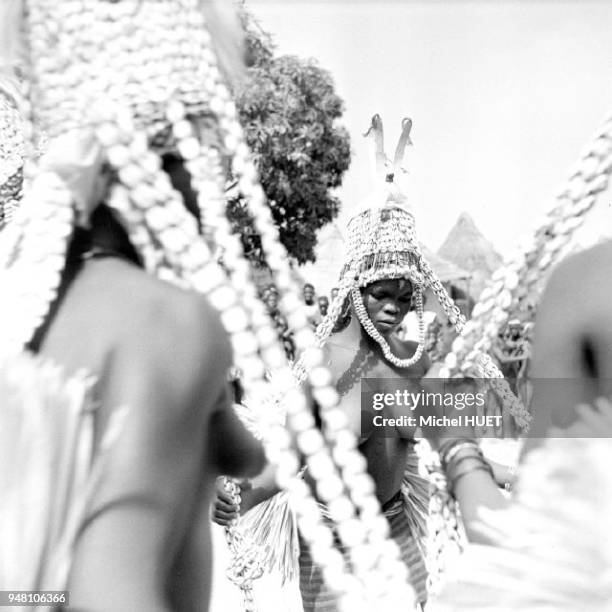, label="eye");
[399,294,412,303]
